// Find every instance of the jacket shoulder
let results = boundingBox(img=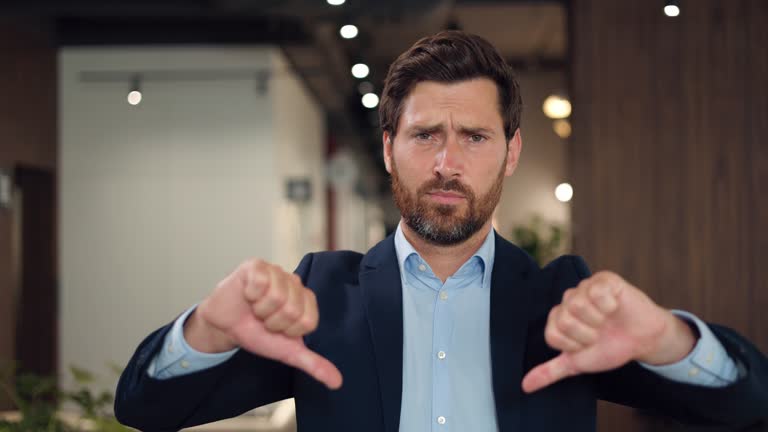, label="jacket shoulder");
[294,250,365,287]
